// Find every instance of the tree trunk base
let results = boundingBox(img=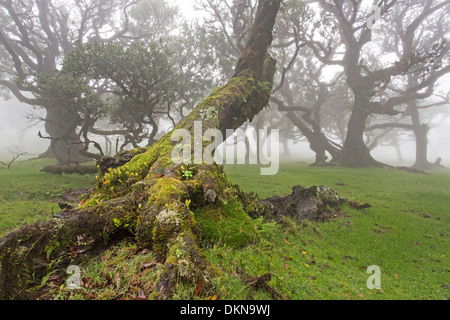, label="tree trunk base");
[340,152,387,168]
[41,164,98,175]
[411,162,433,171]
[38,145,55,159]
